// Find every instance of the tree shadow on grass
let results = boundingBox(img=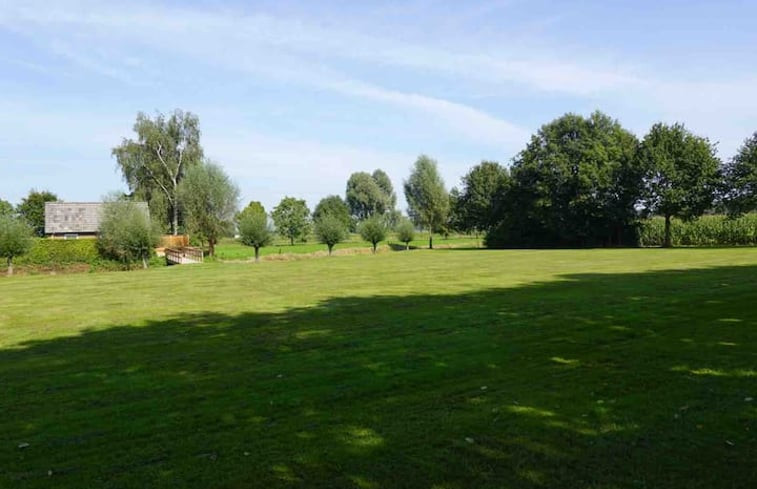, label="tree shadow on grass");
[1,266,756,488]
